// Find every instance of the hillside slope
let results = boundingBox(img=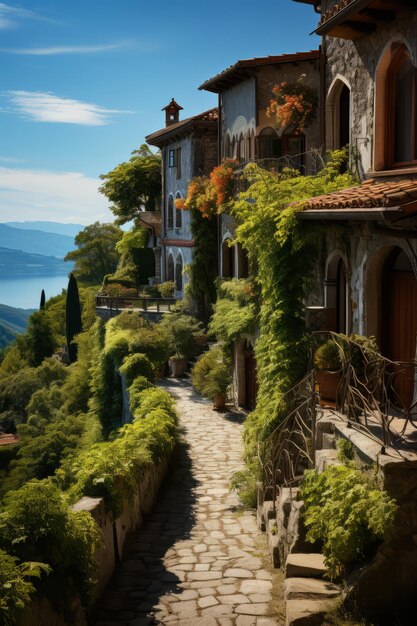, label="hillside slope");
[5,221,84,238]
[0,247,72,277]
[0,304,34,349]
[0,224,74,258]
